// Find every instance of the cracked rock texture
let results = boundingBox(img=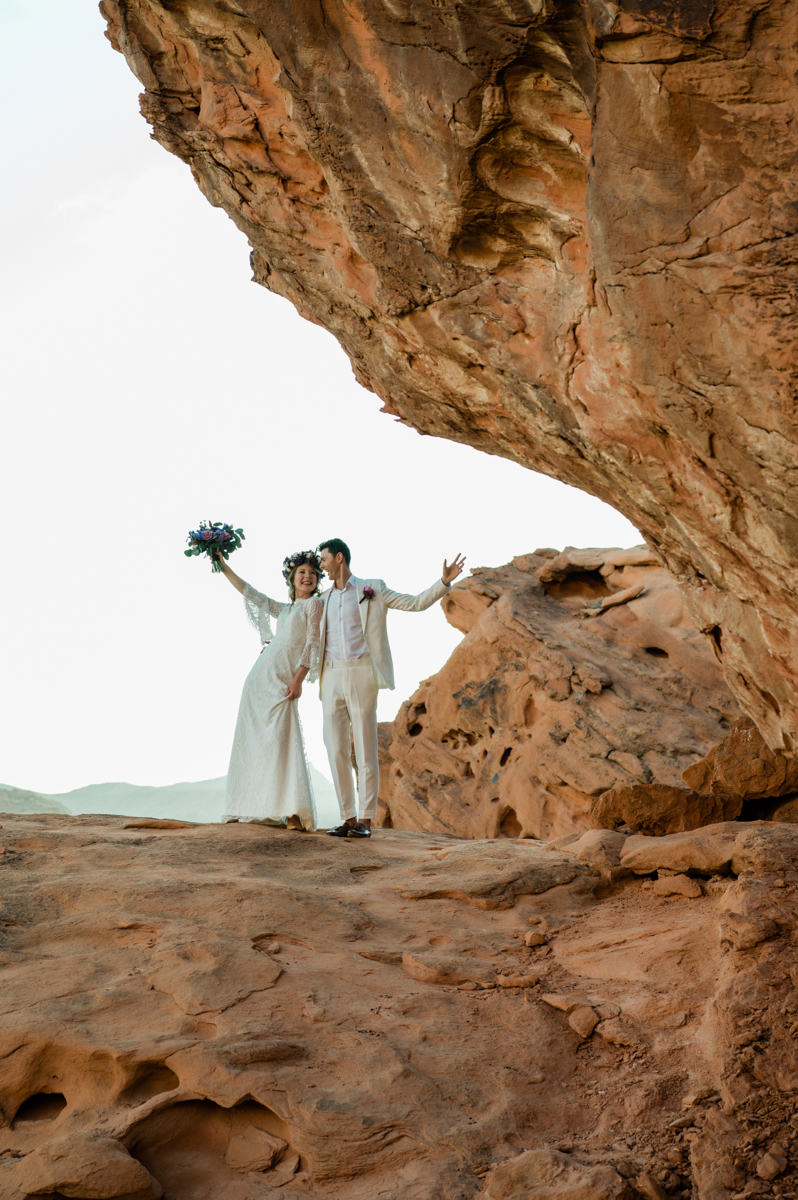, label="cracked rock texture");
[377,547,737,840]
[100,0,798,753]
[594,715,798,835]
[3,813,798,1199]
